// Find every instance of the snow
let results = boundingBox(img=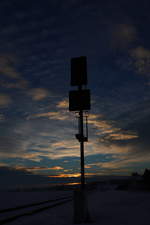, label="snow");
[0,190,71,209]
[88,190,150,225]
[1,188,150,225]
